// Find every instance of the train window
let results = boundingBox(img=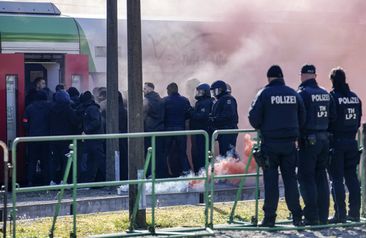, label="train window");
[72,75,81,92]
[6,75,17,147]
